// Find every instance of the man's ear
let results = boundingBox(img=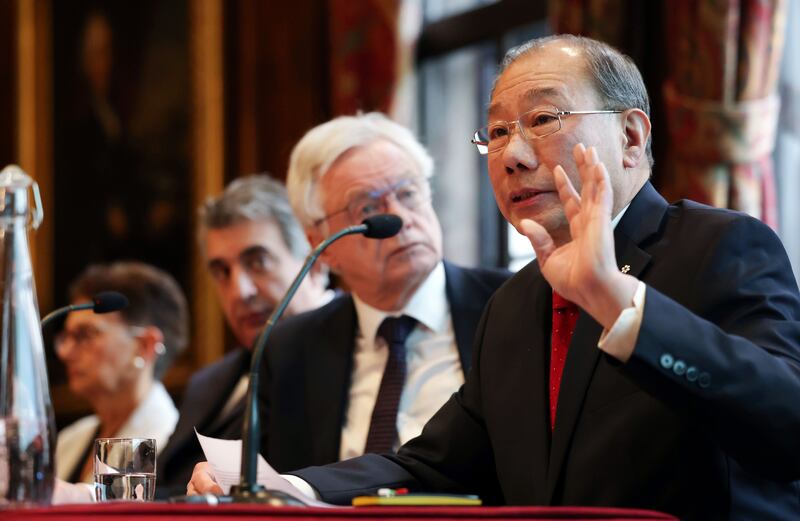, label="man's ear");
[621,108,651,169]
[305,228,320,250]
